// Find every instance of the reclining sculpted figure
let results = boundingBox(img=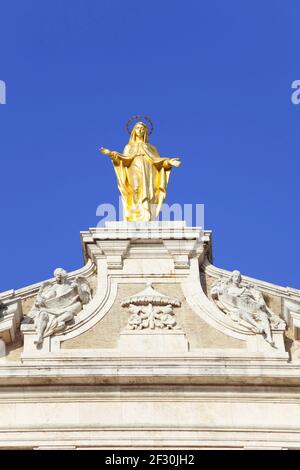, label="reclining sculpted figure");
[24,268,91,345]
[211,270,284,346]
